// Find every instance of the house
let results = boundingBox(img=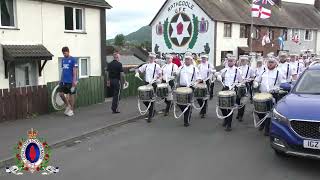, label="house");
[150,0,320,67]
[0,0,111,89]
